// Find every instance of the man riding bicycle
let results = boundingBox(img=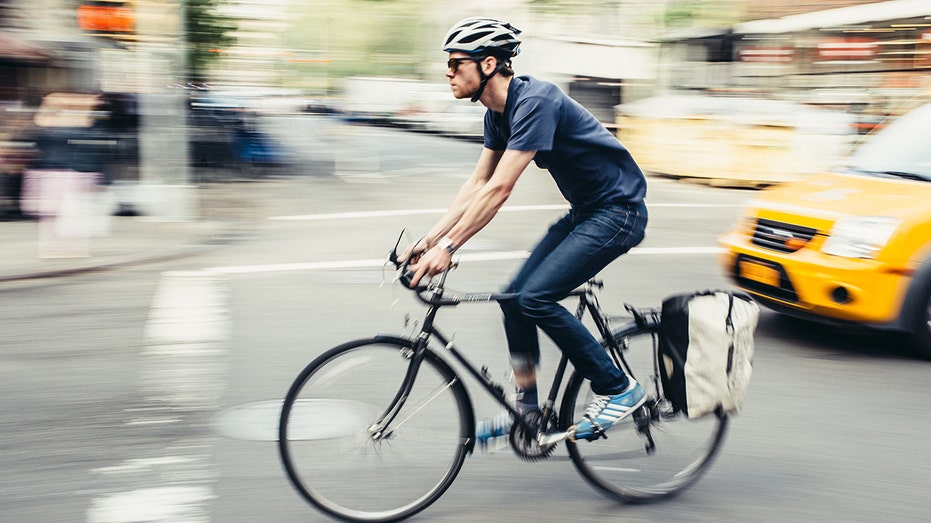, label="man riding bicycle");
[403,17,649,441]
